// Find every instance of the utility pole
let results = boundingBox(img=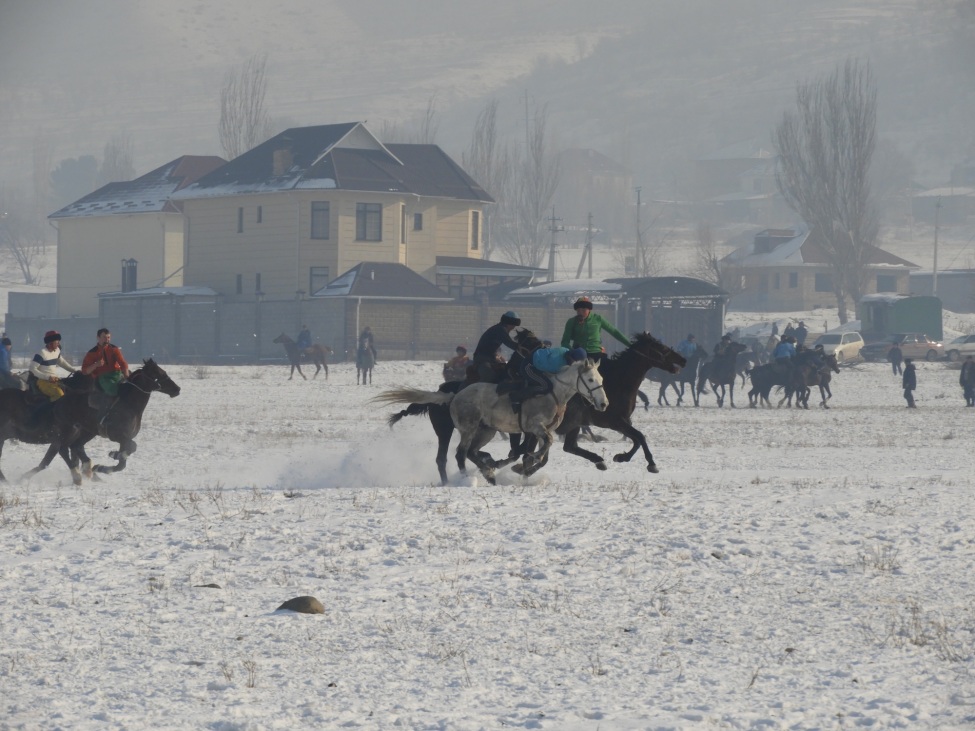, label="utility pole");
[576,212,594,279]
[634,186,642,276]
[933,196,942,297]
[547,207,563,282]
